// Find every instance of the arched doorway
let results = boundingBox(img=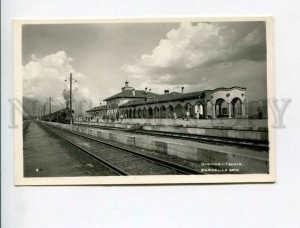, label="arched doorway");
[154,106,160,118]
[216,98,227,118]
[231,97,243,118]
[194,103,204,119]
[132,109,136,118]
[174,104,183,118]
[137,108,142,118]
[160,106,167,118]
[148,107,153,118]
[128,109,132,118]
[184,103,193,118]
[143,107,147,118]
[135,109,139,119]
[168,105,174,118]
